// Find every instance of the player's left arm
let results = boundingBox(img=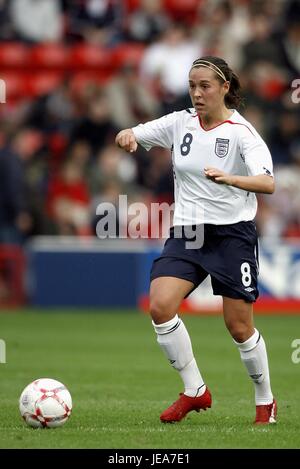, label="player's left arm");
[204,169,274,194]
[205,126,275,194]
